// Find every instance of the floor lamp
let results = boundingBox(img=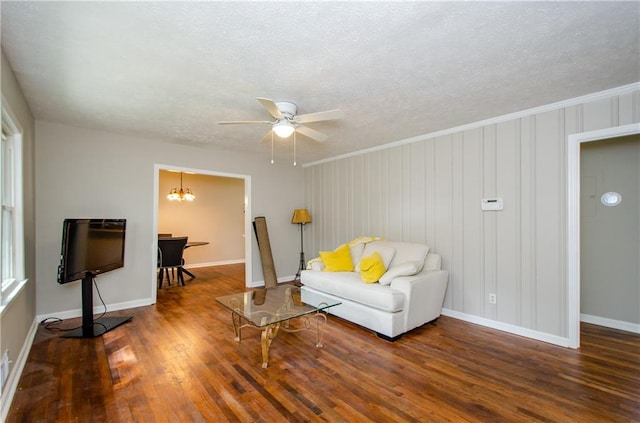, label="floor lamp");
[292,209,312,281]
